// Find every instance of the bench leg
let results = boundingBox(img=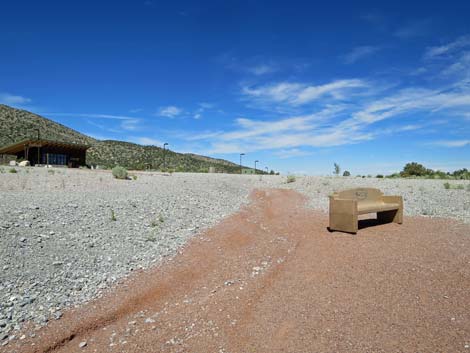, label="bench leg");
[377,208,402,224]
[329,213,358,234]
